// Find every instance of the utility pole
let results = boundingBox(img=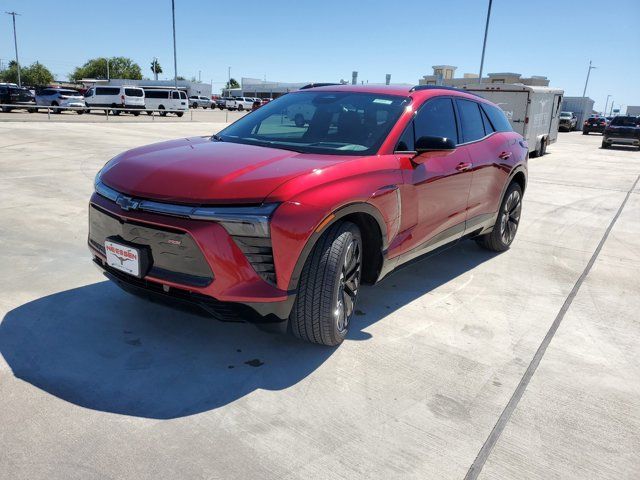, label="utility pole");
[171,0,178,88]
[106,58,110,81]
[582,60,596,98]
[478,0,493,83]
[6,11,21,87]
[603,95,611,116]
